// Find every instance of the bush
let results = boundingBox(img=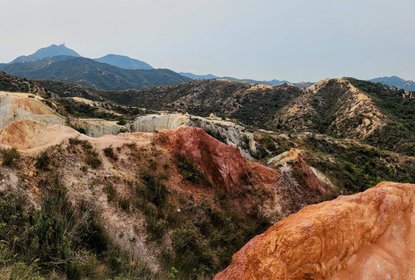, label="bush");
[103,146,117,160]
[103,183,117,202]
[85,150,102,169]
[171,225,215,276]
[0,170,156,279]
[35,151,51,170]
[117,118,127,126]
[140,171,168,208]
[176,154,207,185]
[1,147,20,166]
[118,197,131,212]
[73,126,87,135]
